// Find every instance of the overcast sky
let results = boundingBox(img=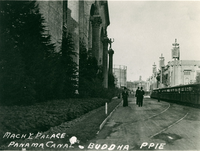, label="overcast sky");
[107,1,200,81]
